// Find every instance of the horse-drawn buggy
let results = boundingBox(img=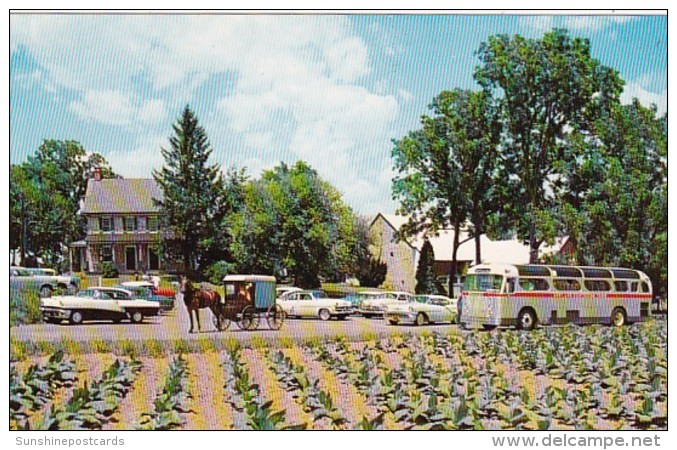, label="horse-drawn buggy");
[217,275,285,331]
[181,274,285,332]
